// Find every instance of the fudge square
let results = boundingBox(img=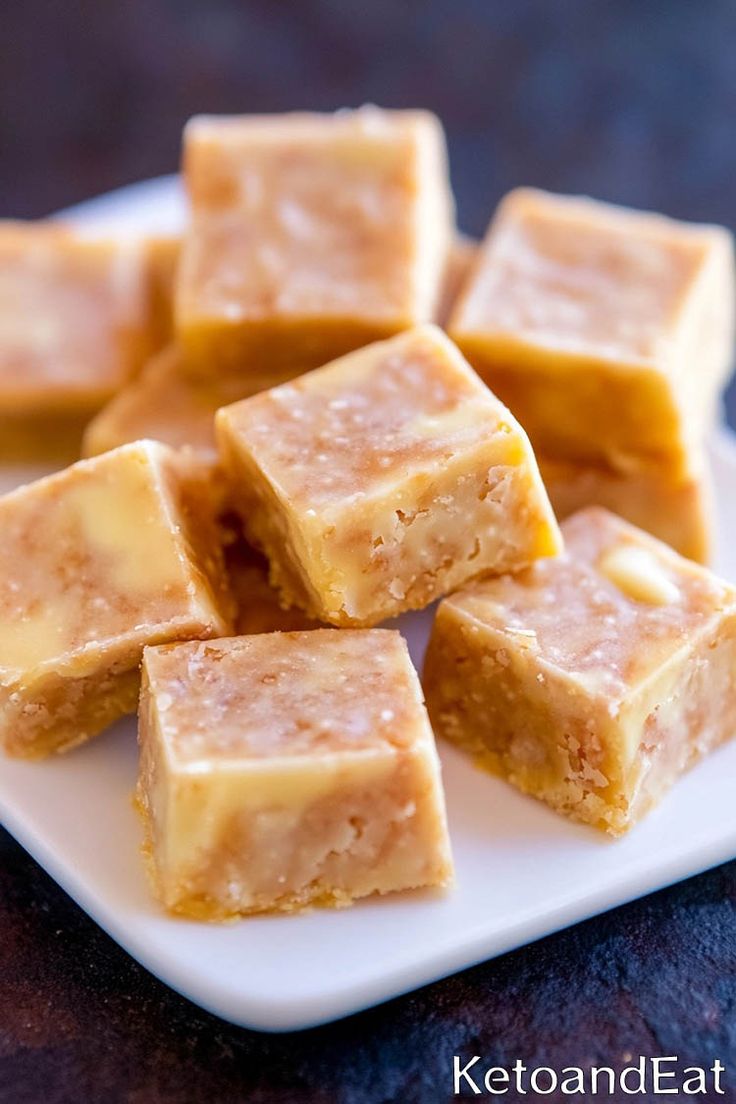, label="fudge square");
[538,454,713,564]
[176,107,454,380]
[137,629,453,918]
[435,234,478,327]
[215,325,562,627]
[83,345,257,473]
[424,507,736,836]
[144,235,181,348]
[0,221,162,460]
[0,441,231,759]
[449,189,735,476]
